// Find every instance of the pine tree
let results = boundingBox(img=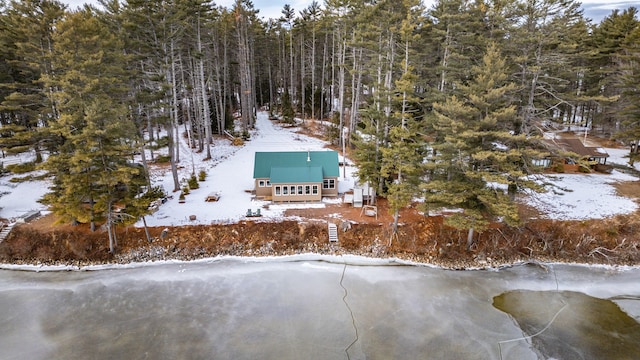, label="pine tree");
[428,0,488,96]
[614,13,640,165]
[40,8,143,252]
[0,0,65,160]
[425,43,542,248]
[508,0,585,134]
